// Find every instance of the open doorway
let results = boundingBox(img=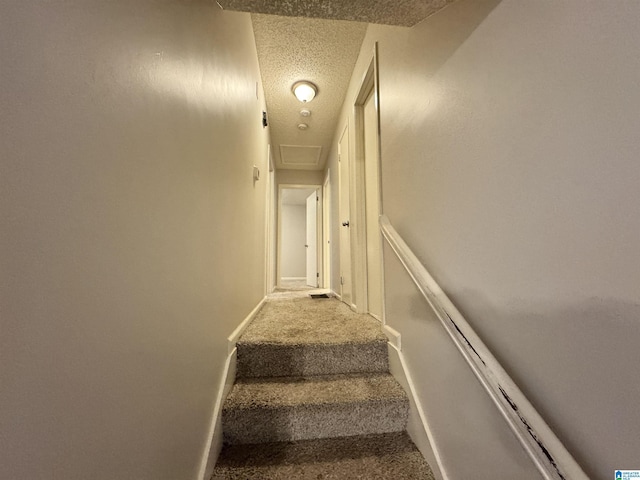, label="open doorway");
[277,185,322,289]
